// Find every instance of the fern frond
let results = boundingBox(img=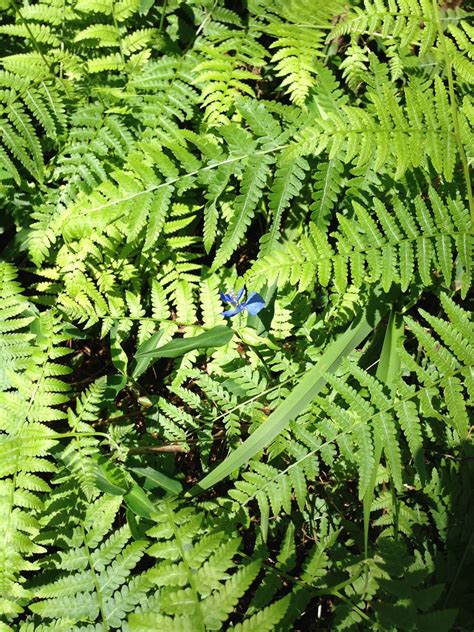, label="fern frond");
[340,41,371,92]
[295,78,459,181]
[61,378,107,500]
[310,157,344,230]
[248,191,471,296]
[330,0,438,55]
[0,263,35,389]
[259,153,308,257]
[194,30,266,126]
[129,500,264,630]
[229,596,289,631]
[262,0,345,106]
[395,399,425,480]
[0,72,65,182]
[0,268,72,618]
[403,296,473,441]
[213,154,272,269]
[31,495,150,629]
